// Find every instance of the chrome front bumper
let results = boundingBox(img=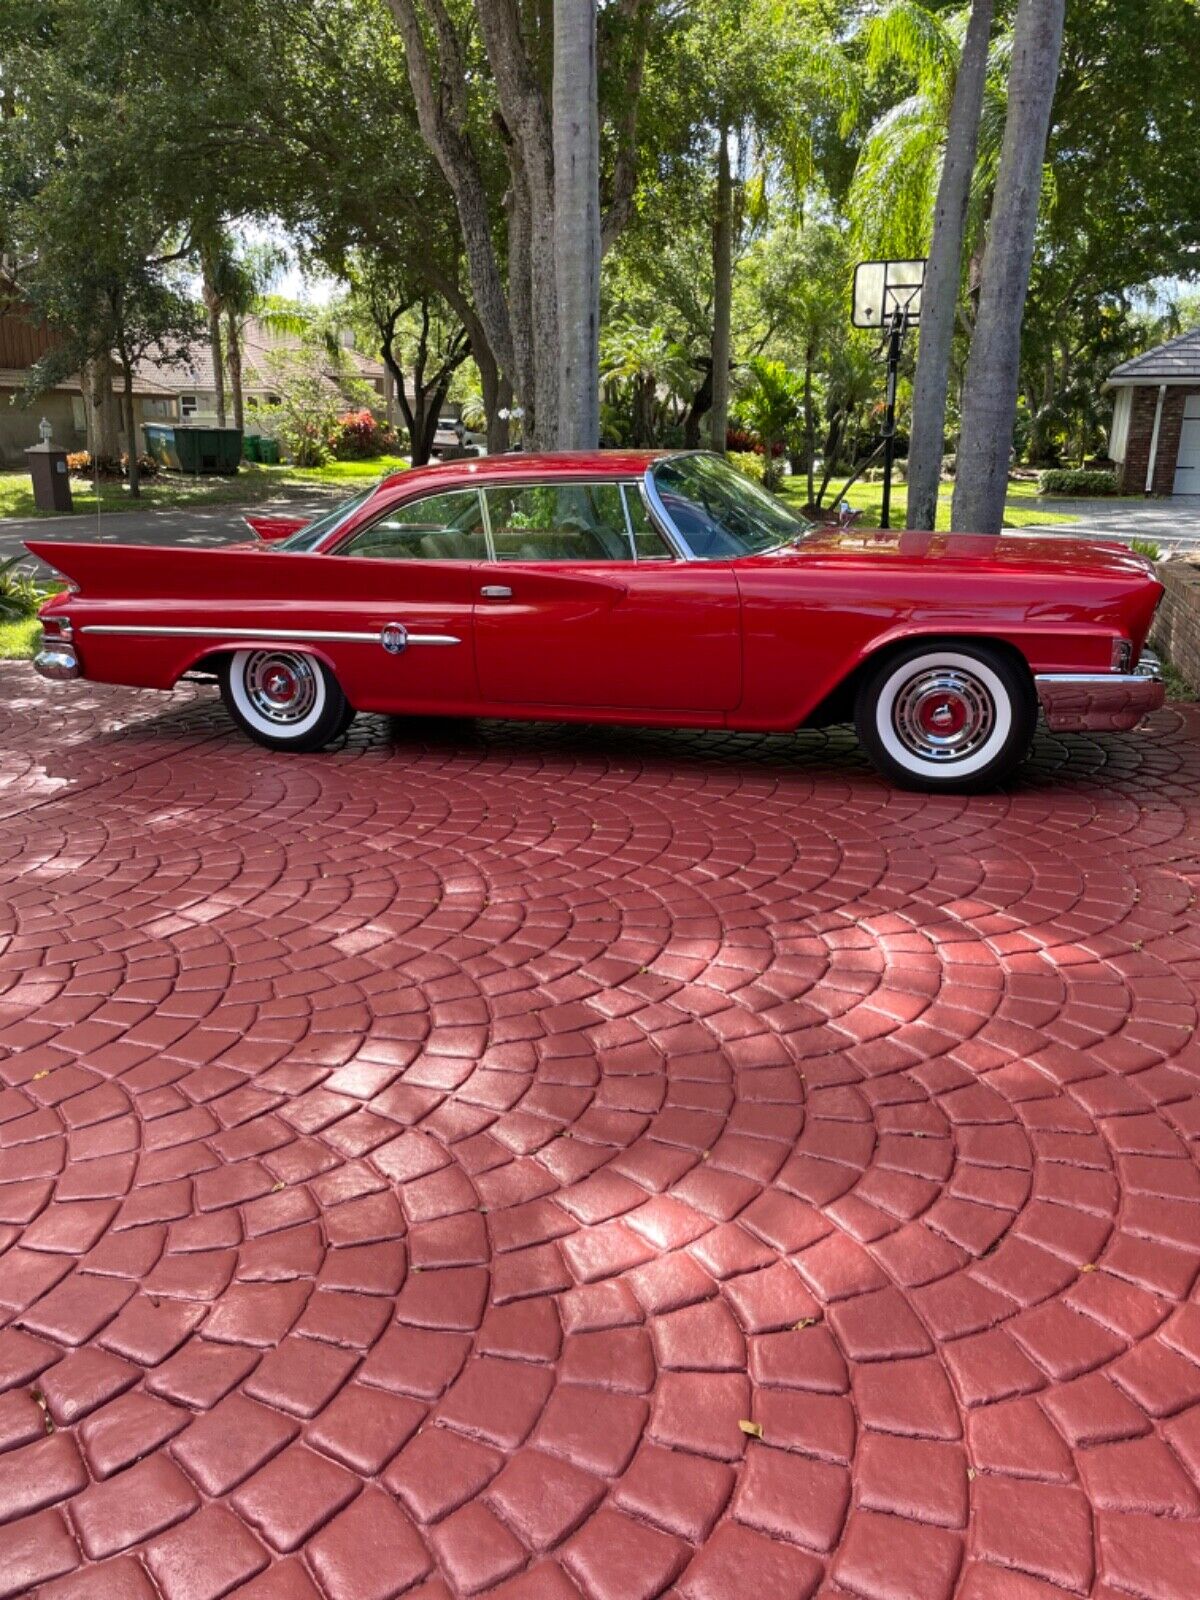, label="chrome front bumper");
[33,643,80,681]
[1035,651,1165,733]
